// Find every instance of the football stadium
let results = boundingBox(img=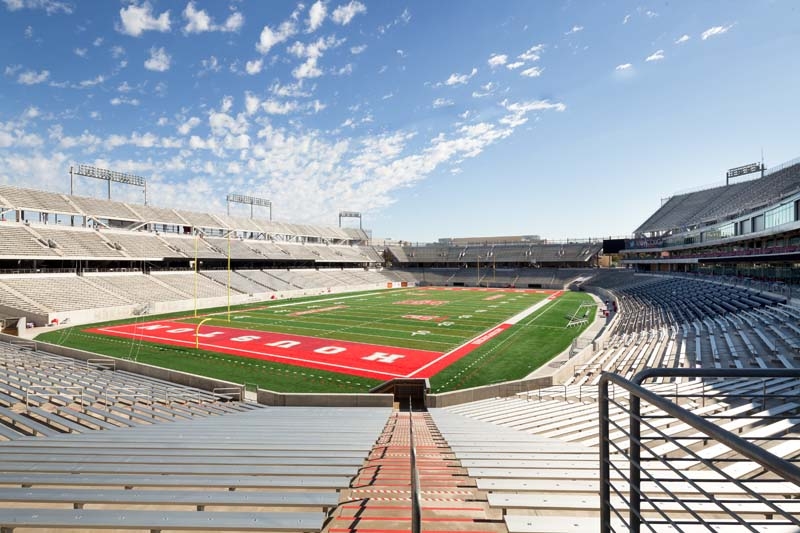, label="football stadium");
[1,2,800,533]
